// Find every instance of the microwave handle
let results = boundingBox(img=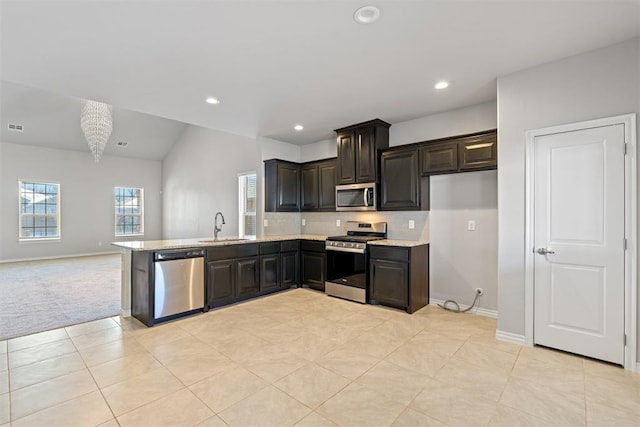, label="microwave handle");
[363,189,368,207]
